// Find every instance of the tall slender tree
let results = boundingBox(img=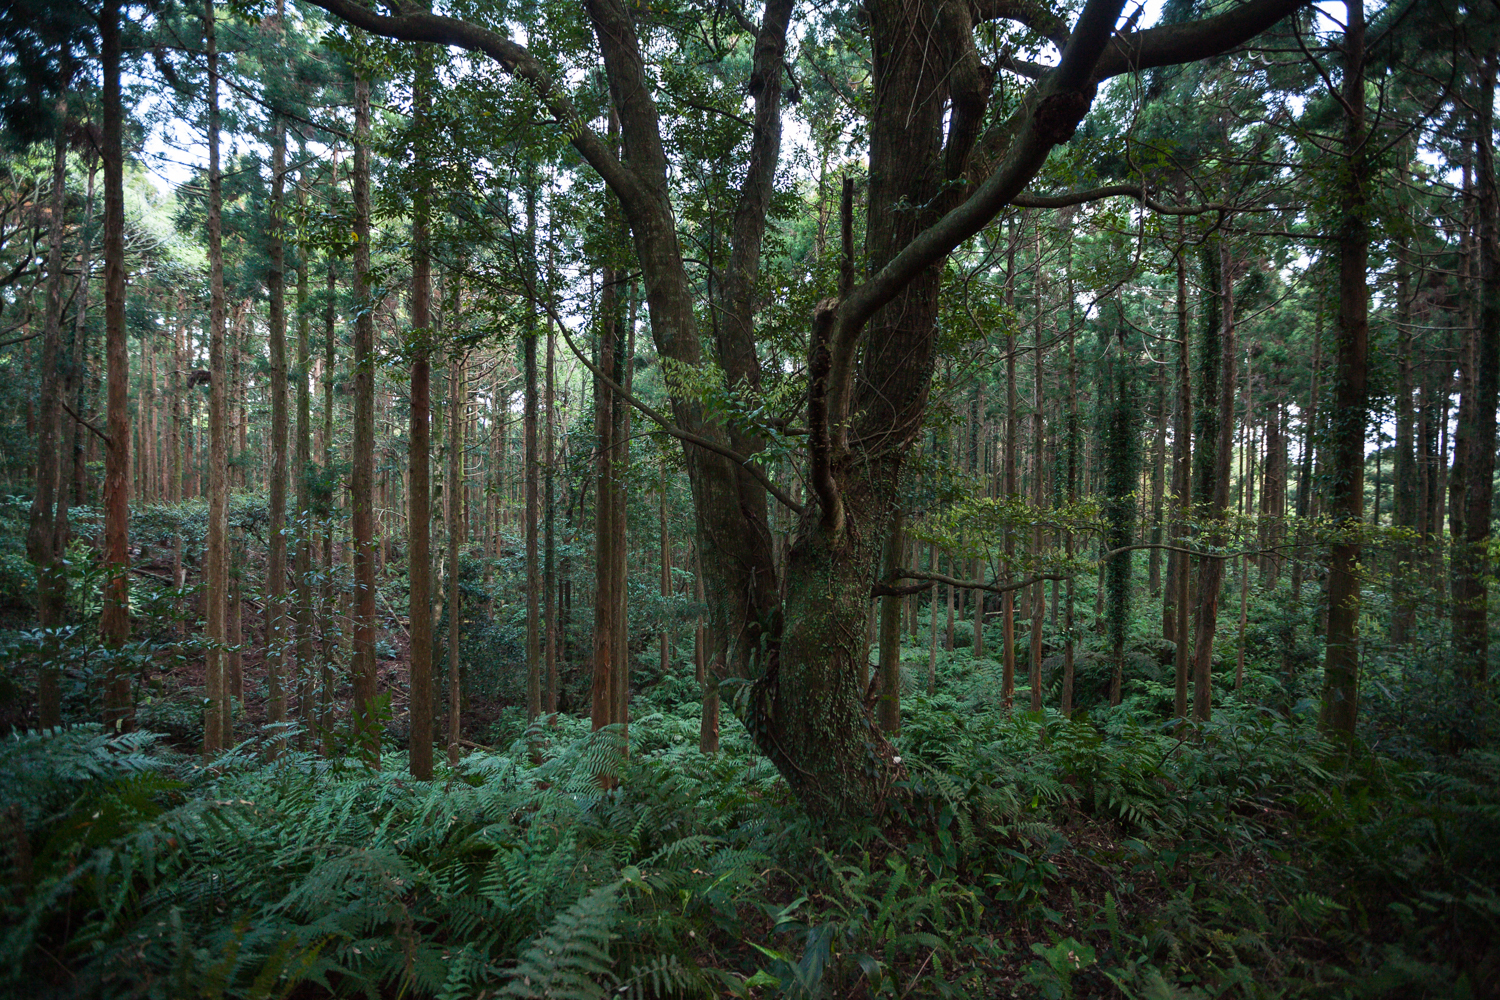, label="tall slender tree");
[350,70,379,763]
[99,0,131,731]
[203,0,230,752]
[264,0,290,731]
[1319,0,1369,736]
[407,47,435,779]
[1451,48,1500,682]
